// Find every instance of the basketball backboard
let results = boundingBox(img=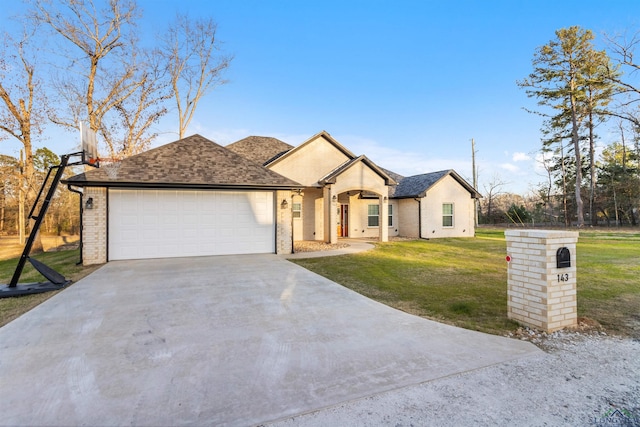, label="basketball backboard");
[80,122,99,167]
